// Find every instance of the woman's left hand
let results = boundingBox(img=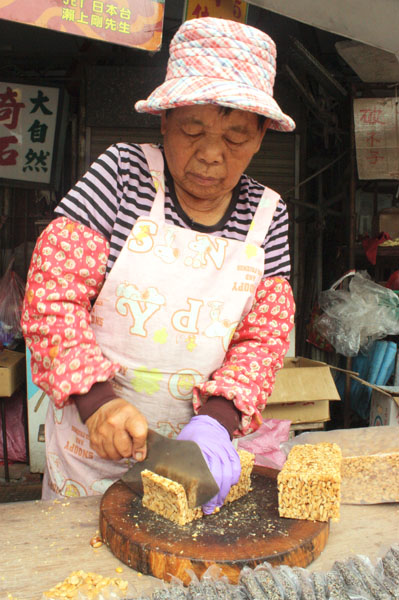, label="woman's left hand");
[176,415,241,514]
